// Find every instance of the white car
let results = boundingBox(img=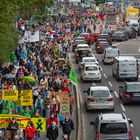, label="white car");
[80,64,101,82]
[75,44,90,53]
[84,86,114,111]
[79,56,99,70]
